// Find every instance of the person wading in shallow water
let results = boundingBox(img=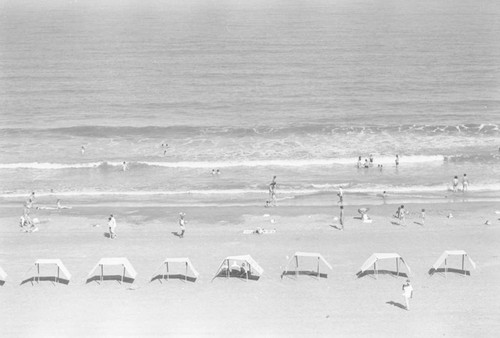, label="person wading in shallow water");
[268,176,277,207]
